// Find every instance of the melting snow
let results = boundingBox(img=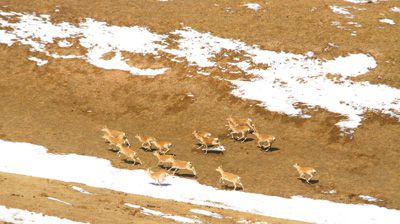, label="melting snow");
[71,186,92,195]
[330,5,353,18]
[359,195,382,202]
[0,11,400,133]
[0,11,168,75]
[391,7,400,13]
[0,140,399,224]
[28,57,48,66]
[379,18,396,25]
[58,40,73,48]
[0,205,85,224]
[243,3,262,11]
[344,0,376,3]
[125,203,201,223]
[47,197,72,206]
[190,209,224,219]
